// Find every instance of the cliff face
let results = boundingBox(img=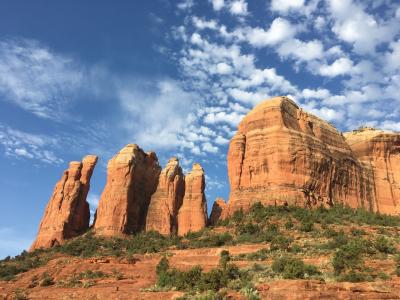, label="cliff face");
[94,144,161,236]
[227,96,376,214]
[345,128,400,215]
[177,163,208,236]
[30,155,98,250]
[145,157,185,235]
